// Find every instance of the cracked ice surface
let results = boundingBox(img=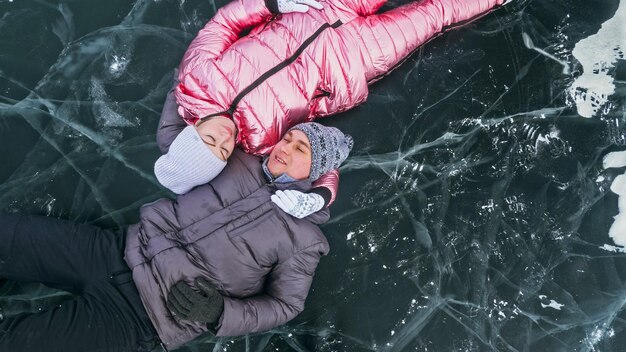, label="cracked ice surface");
[1,0,626,351]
